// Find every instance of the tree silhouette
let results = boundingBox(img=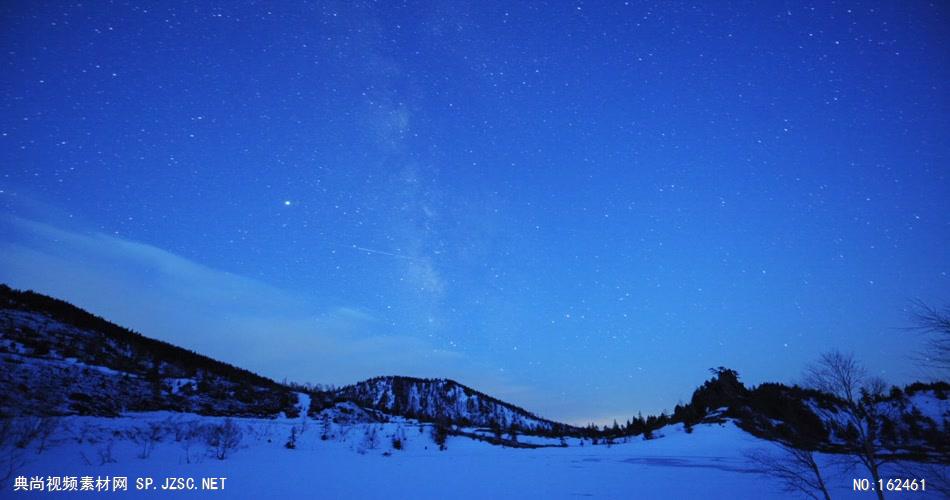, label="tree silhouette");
[805,351,888,500]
